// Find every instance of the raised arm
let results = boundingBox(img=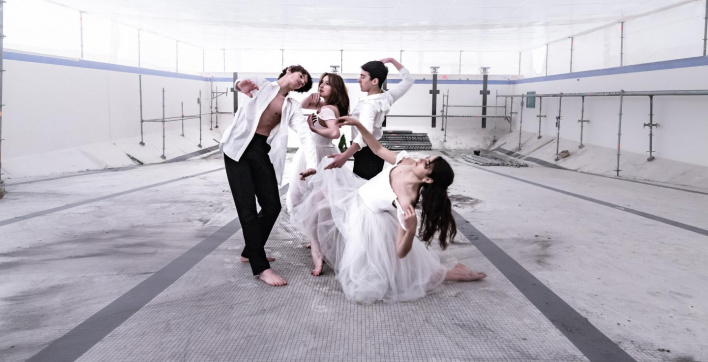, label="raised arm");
[234,76,268,98]
[336,117,397,165]
[300,93,322,110]
[380,58,413,103]
[289,102,319,178]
